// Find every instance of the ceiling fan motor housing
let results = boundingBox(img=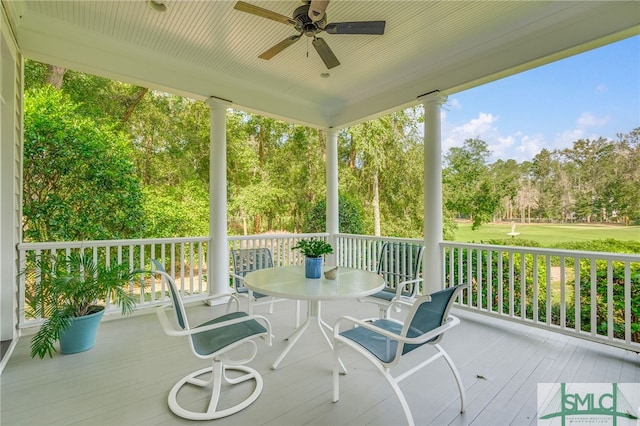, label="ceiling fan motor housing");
[293,4,326,36]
